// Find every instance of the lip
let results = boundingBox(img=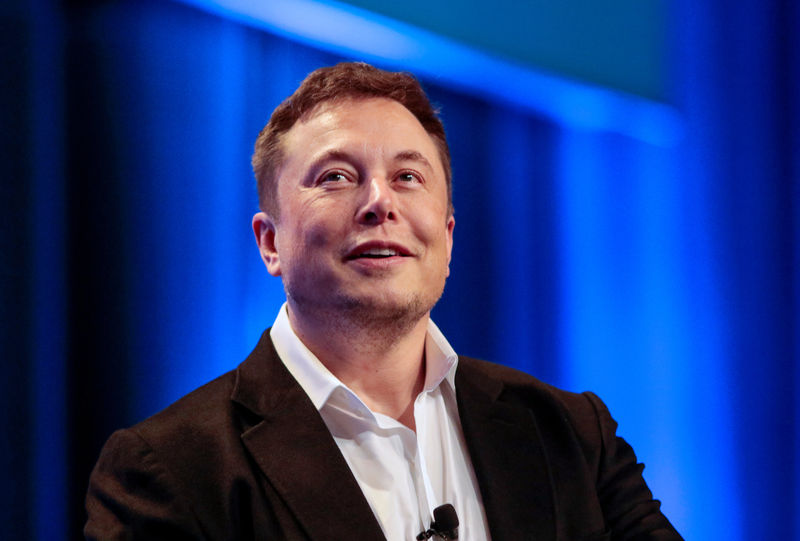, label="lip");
[344,240,414,262]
